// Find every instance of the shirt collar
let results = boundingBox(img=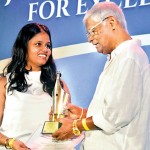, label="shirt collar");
[107,39,141,61]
